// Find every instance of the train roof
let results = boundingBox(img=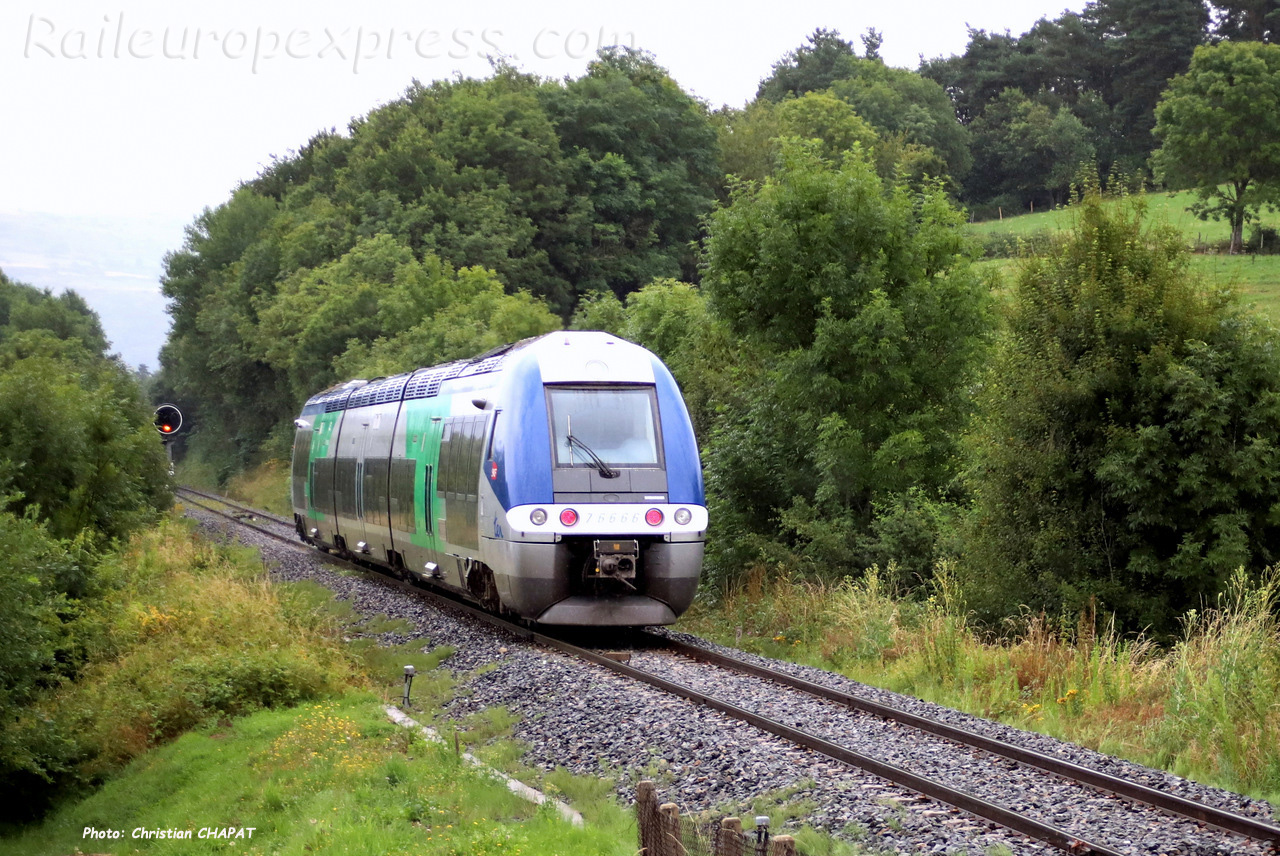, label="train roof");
[301,335,542,412]
[300,331,658,414]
